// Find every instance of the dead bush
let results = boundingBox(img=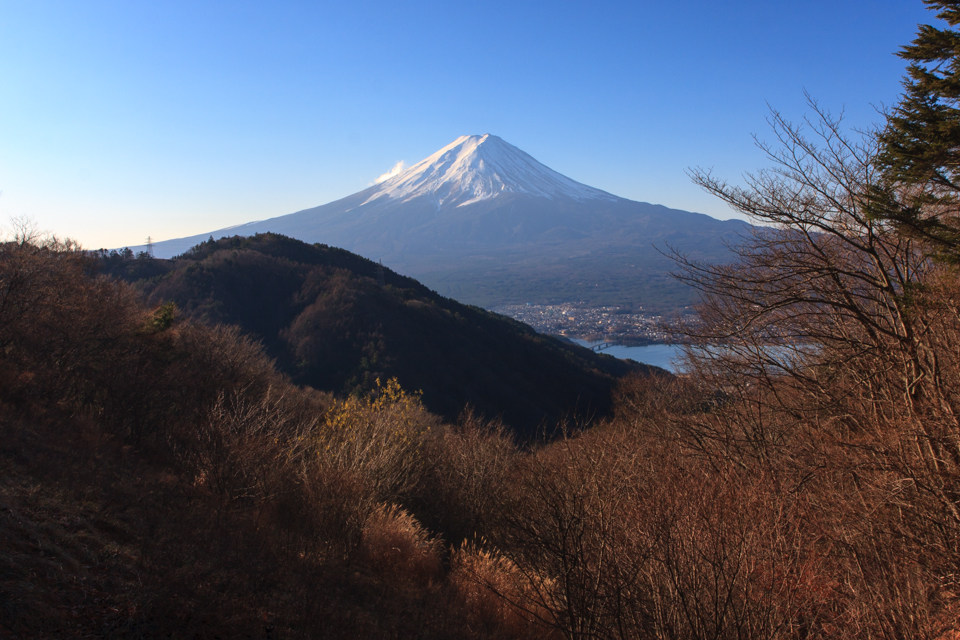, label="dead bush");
[661,102,960,637]
[449,542,557,639]
[356,503,442,586]
[280,464,372,561]
[313,377,437,503]
[0,234,147,413]
[411,408,517,545]
[489,429,662,639]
